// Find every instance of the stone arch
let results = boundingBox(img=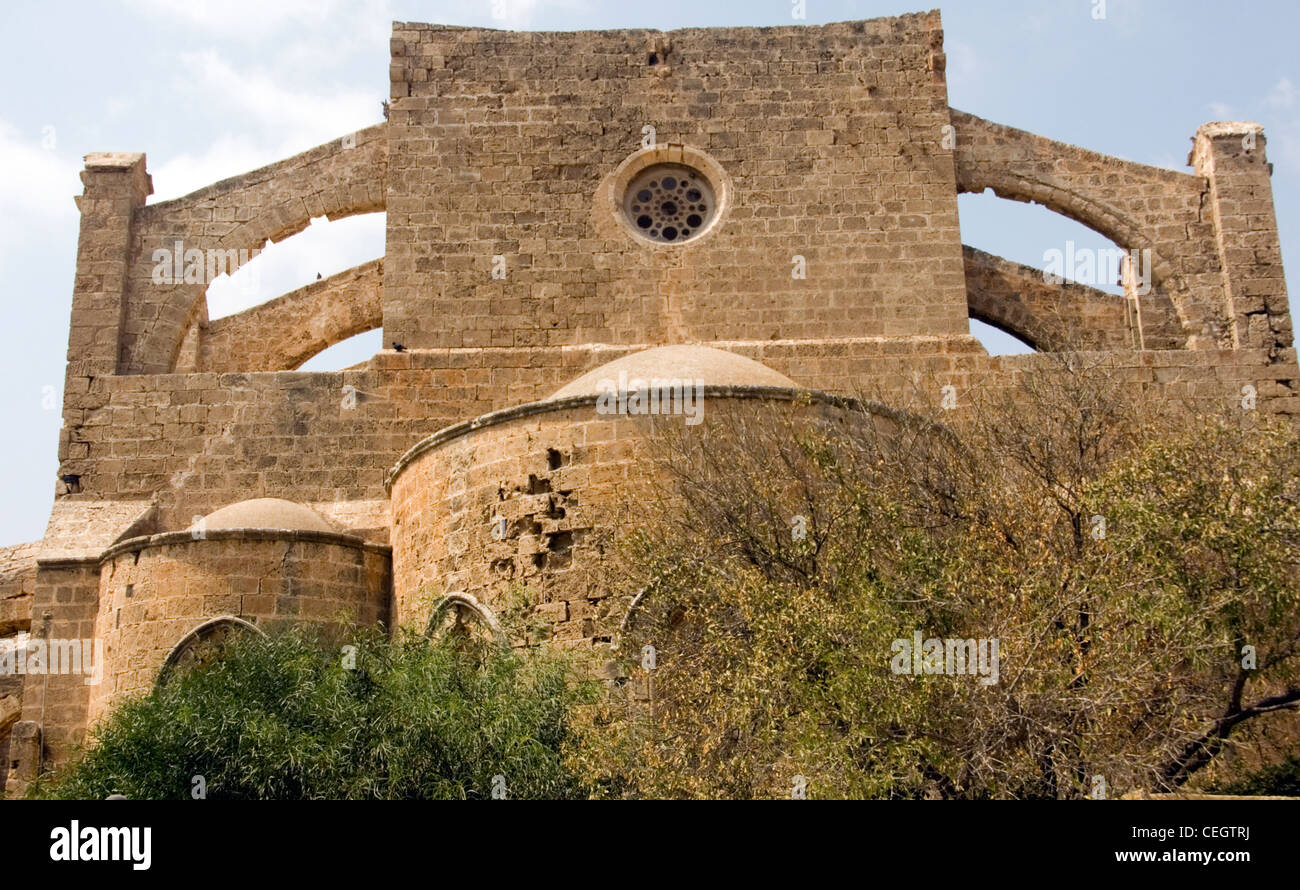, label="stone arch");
[961,245,1186,352]
[969,308,1045,353]
[125,124,387,374]
[294,328,383,371]
[618,586,655,639]
[616,557,730,644]
[156,616,265,687]
[951,109,1225,346]
[959,169,1182,315]
[425,593,506,646]
[199,258,383,372]
[962,173,1156,266]
[215,190,383,259]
